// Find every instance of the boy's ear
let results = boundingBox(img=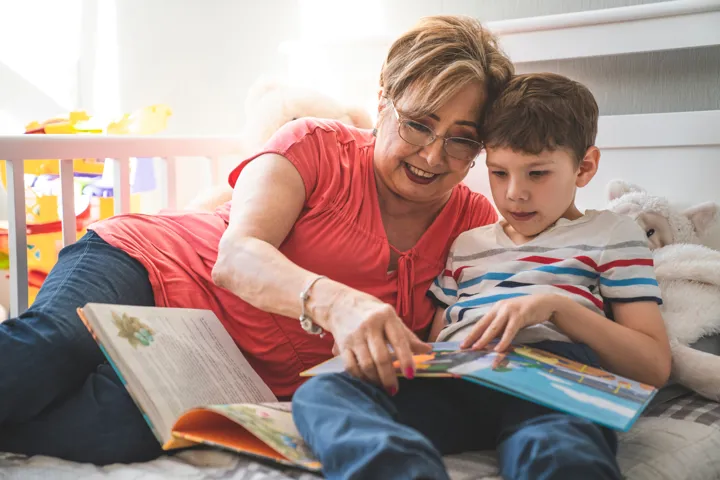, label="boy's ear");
[575,146,600,188]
